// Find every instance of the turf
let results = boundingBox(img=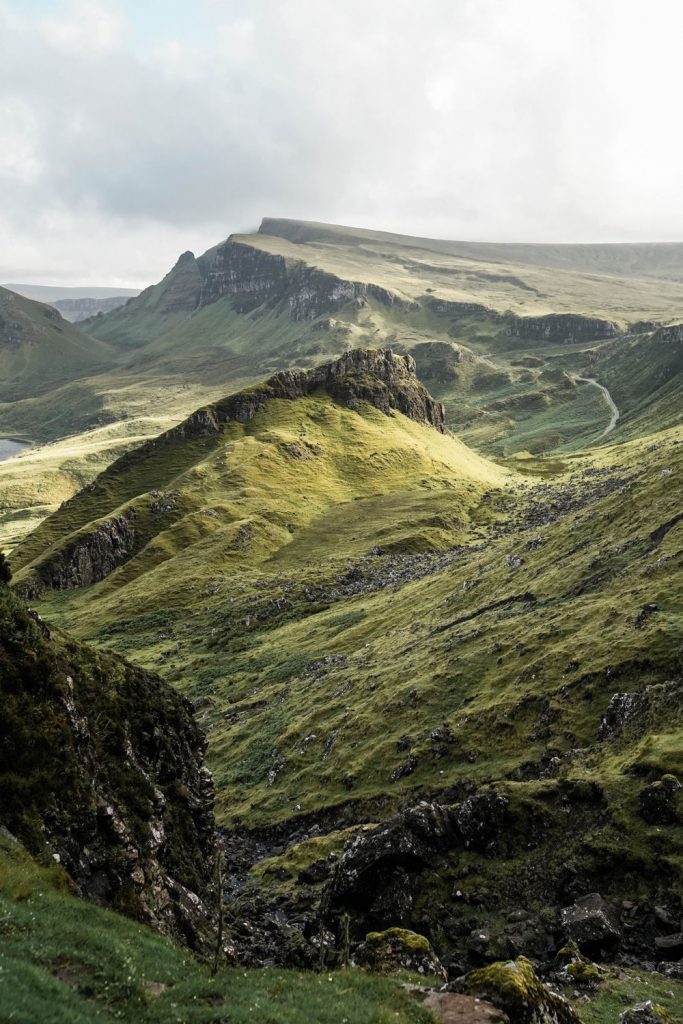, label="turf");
[0,833,434,1024]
